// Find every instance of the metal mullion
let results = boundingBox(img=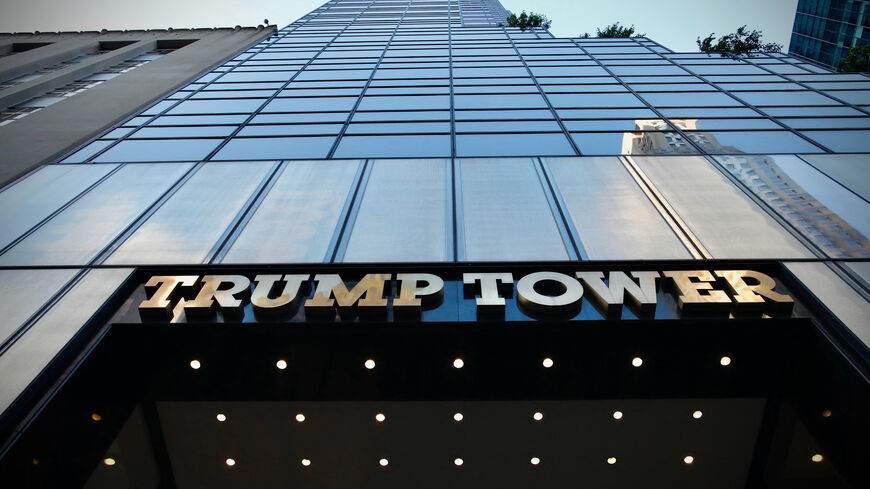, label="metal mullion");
[568,39,708,155]
[500,26,581,156]
[534,157,586,261]
[751,61,870,117]
[76,11,333,164]
[325,2,414,159]
[795,153,870,206]
[639,45,838,154]
[329,159,374,263]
